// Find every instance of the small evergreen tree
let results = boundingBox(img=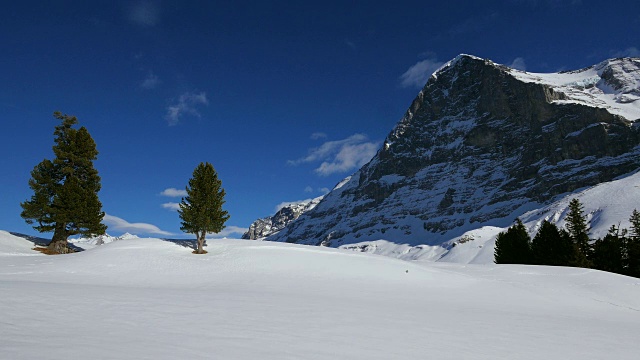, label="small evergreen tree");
[565,198,591,263]
[629,209,640,241]
[591,225,625,274]
[494,219,533,264]
[20,112,106,254]
[178,162,230,254]
[531,221,574,266]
